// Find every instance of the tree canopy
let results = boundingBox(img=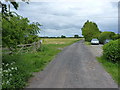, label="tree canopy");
[2,14,41,50]
[98,31,115,43]
[74,35,79,38]
[1,0,41,51]
[81,20,101,41]
[61,35,66,38]
[0,0,29,20]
